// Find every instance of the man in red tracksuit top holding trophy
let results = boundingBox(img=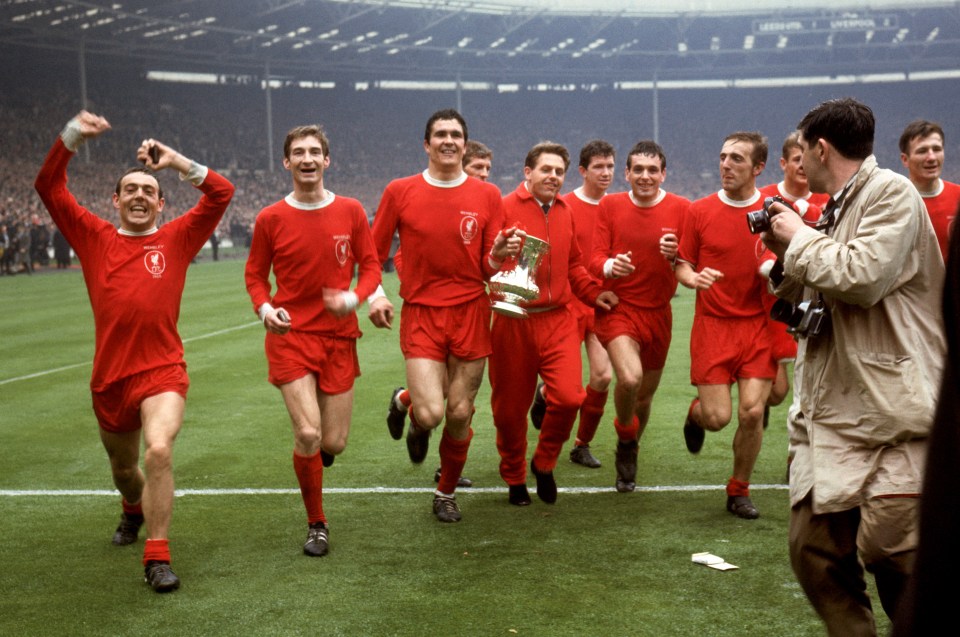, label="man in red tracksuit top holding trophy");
[489,141,618,506]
